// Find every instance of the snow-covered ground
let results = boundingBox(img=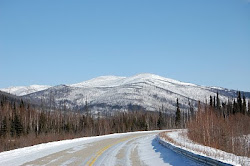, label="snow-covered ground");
[136,134,203,166]
[160,130,250,166]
